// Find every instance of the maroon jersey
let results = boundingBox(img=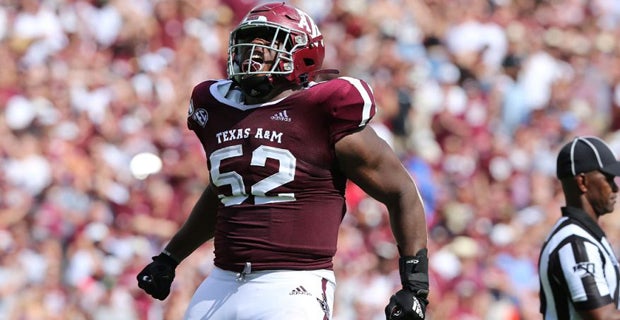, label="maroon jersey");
[187,78,376,272]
